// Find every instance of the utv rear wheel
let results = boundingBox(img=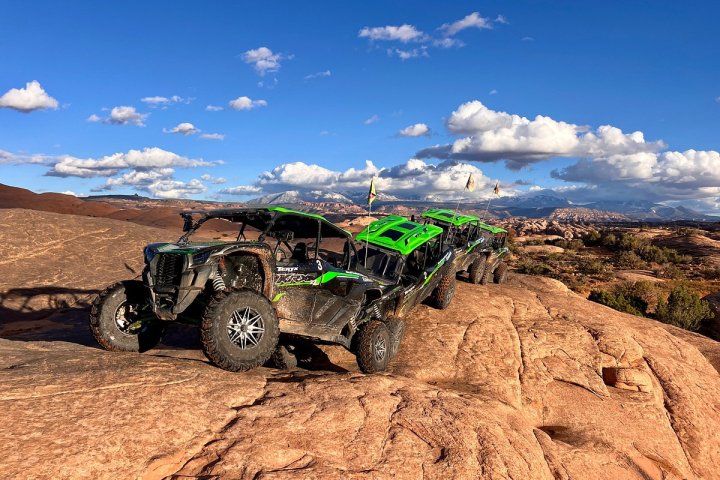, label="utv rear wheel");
[269,344,298,370]
[385,317,405,359]
[480,261,495,285]
[494,262,509,284]
[356,320,391,373]
[201,289,279,372]
[468,257,486,284]
[429,271,456,310]
[89,281,163,352]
